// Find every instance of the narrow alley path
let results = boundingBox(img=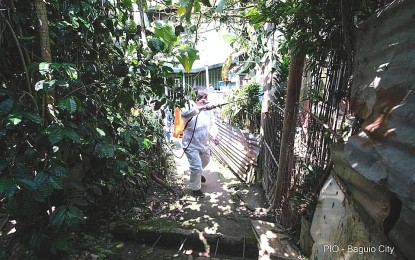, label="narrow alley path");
[114,139,304,259]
